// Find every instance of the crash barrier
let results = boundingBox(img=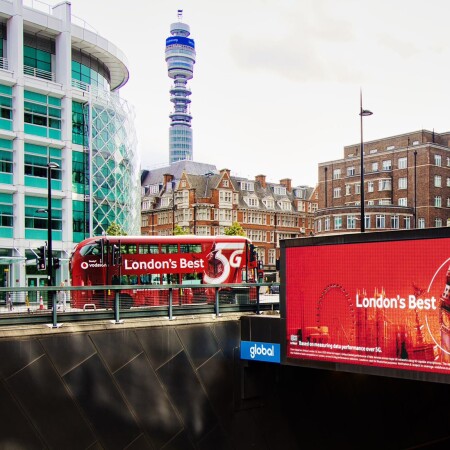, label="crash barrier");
[0,282,280,326]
